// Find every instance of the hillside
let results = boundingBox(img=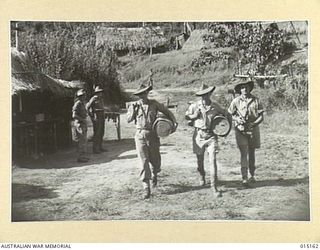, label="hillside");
[119,22,308,111]
[119,30,236,91]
